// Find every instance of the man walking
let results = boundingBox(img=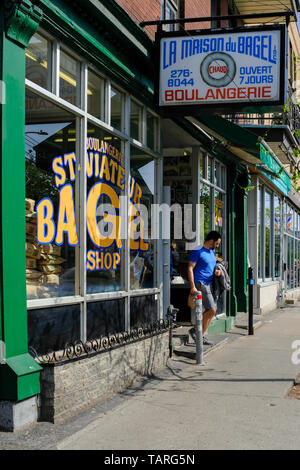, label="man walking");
[187,231,222,345]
